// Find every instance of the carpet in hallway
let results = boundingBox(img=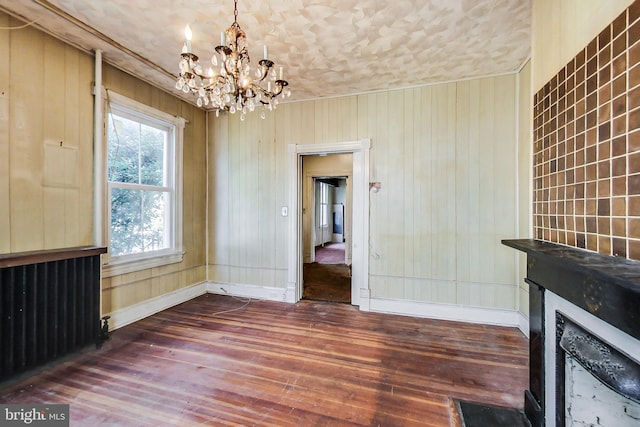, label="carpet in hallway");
[315,242,345,264]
